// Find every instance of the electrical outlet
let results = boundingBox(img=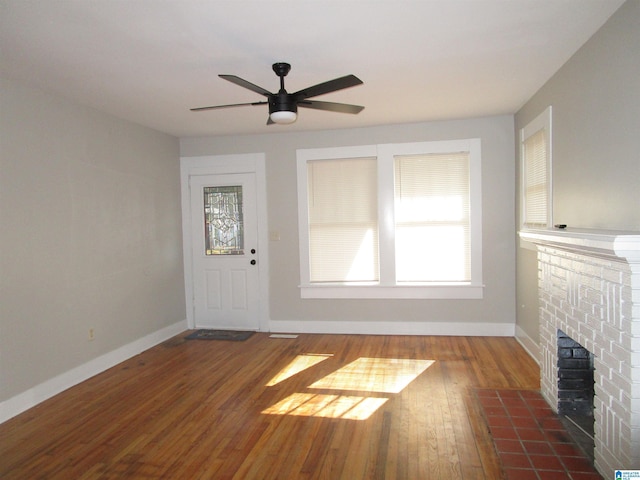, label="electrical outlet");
[89,328,95,341]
